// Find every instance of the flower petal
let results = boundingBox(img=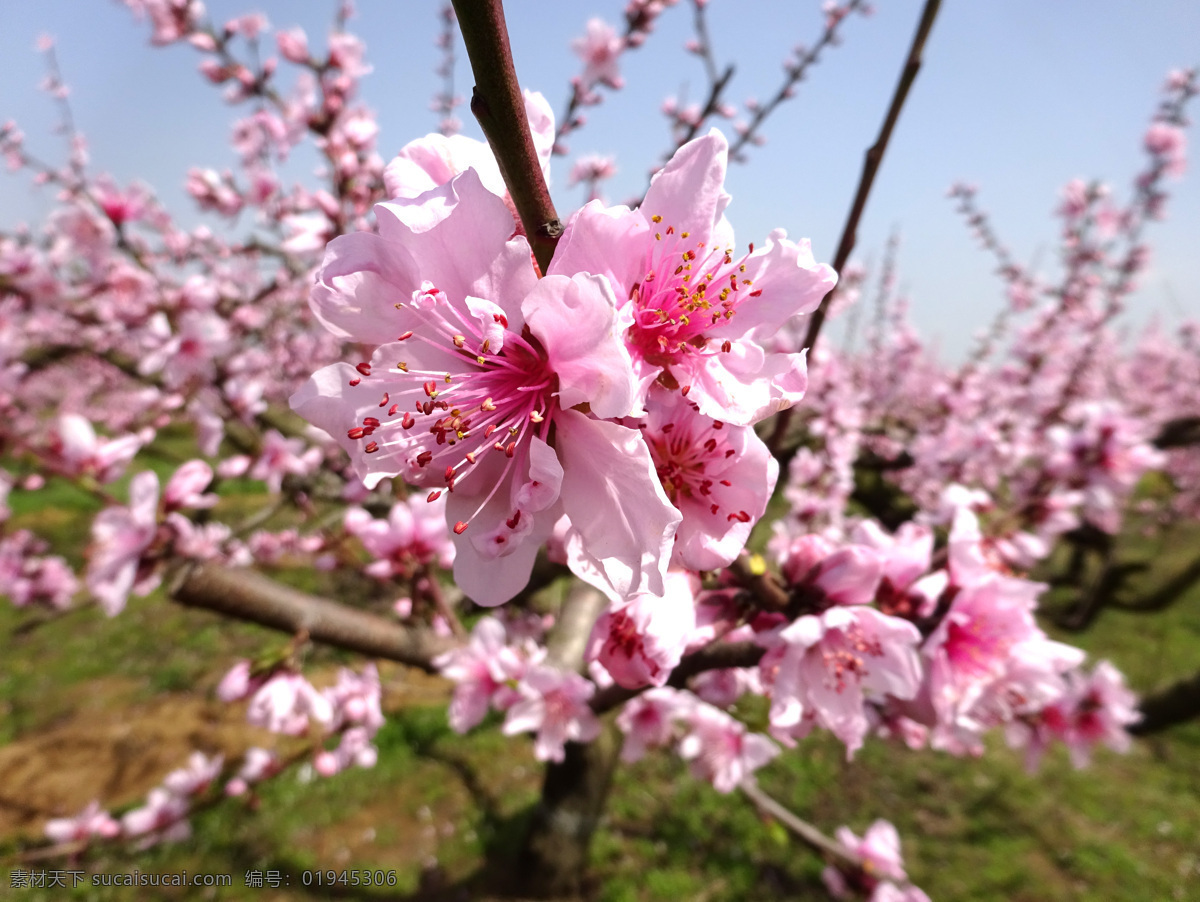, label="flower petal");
[641,129,730,245]
[555,410,681,598]
[524,273,637,418]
